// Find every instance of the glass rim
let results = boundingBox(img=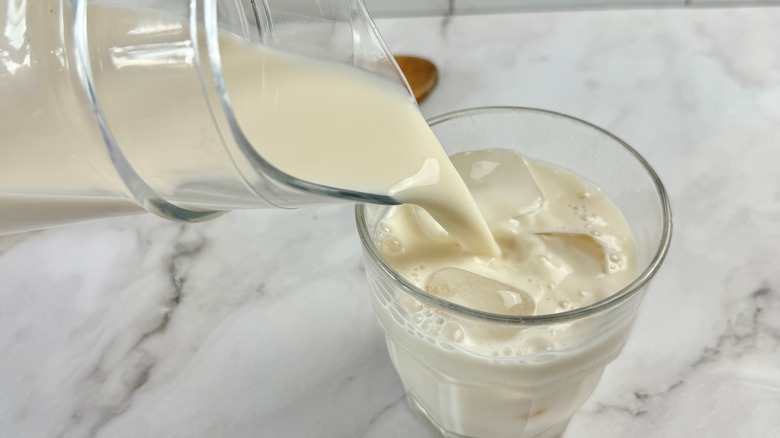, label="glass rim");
[355,106,672,325]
